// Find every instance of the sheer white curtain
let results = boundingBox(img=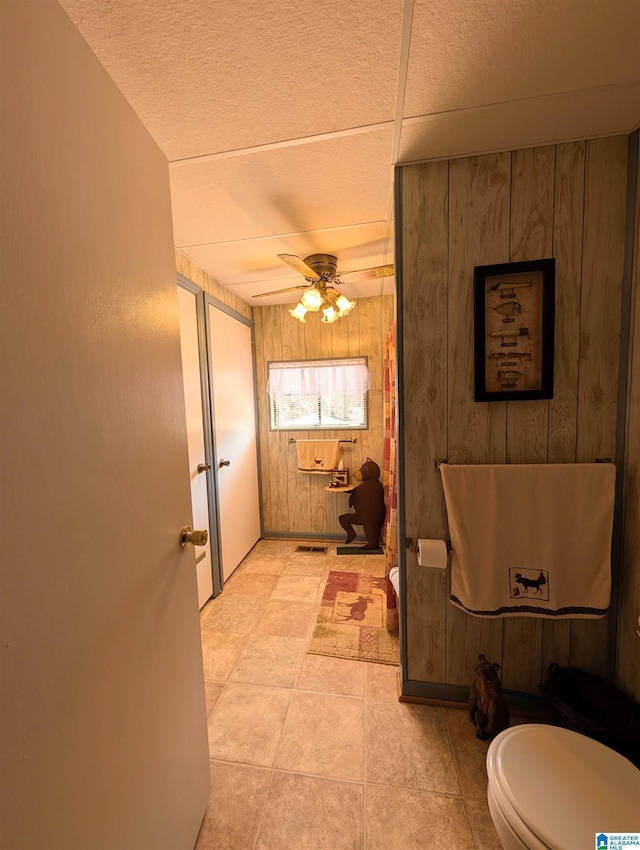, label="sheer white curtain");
[266,358,369,399]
